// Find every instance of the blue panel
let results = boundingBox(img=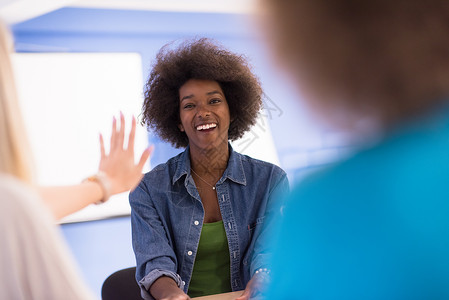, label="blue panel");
[12,7,254,37]
[60,217,136,298]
